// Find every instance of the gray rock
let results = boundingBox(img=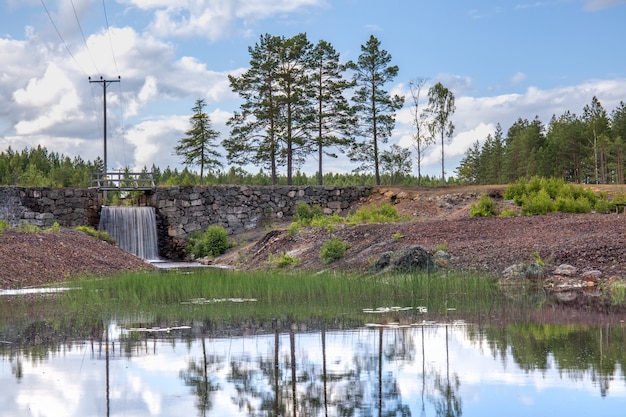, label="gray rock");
[502,264,527,279]
[554,264,578,276]
[525,263,545,280]
[373,245,435,273]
